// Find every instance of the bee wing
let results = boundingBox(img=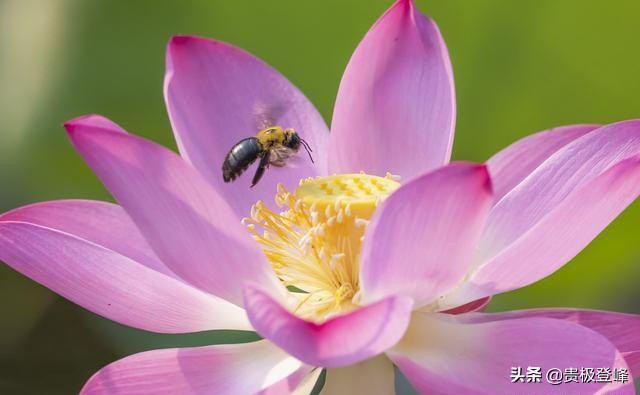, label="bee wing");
[253,102,284,130]
[252,99,304,130]
[269,145,297,167]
